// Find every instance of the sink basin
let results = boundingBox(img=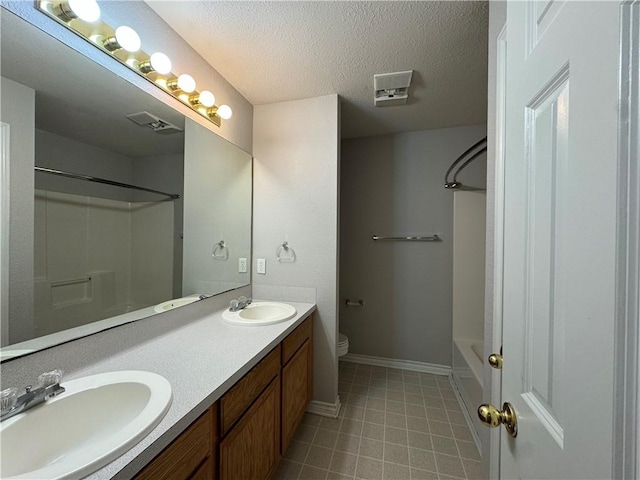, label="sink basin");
[222,302,297,326]
[153,295,202,313]
[1,370,172,479]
